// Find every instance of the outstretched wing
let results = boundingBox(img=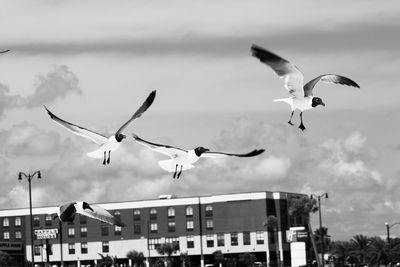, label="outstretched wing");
[201,149,265,159]
[115,90,156,135]
[44,106,109,145]
[251,44,304,99]
[0,49,10,54]
[132,134,187,158]
[303,74,360,97]
[76,203,125,227]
